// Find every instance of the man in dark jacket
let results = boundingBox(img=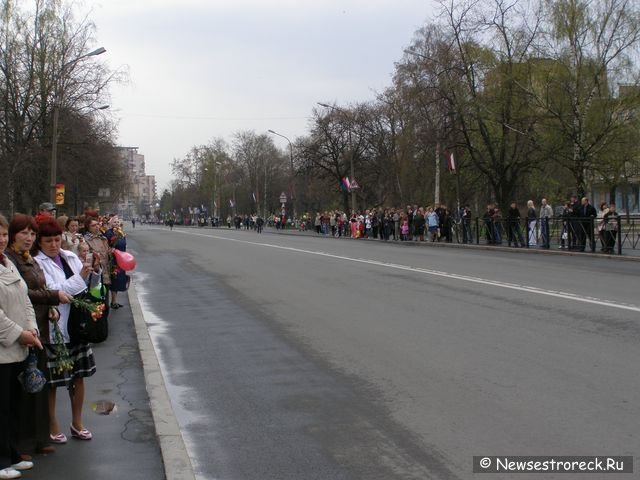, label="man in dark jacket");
[577,197,597,251]
[461,205,473,244]
[506,202,524,247]
[567,194,580,249]
[483,205,494,244]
